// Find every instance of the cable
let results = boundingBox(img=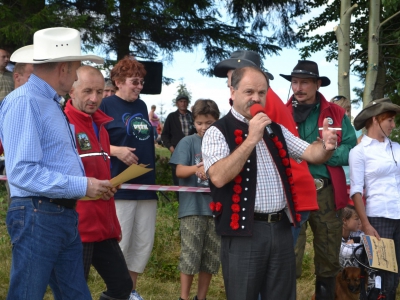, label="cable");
[378,122,397,166]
